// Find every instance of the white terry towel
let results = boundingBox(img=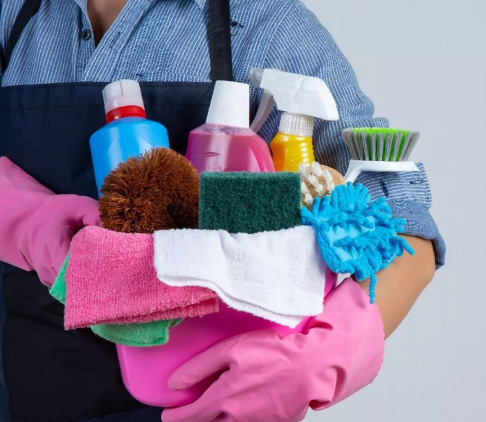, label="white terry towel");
[153,226,326,328]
